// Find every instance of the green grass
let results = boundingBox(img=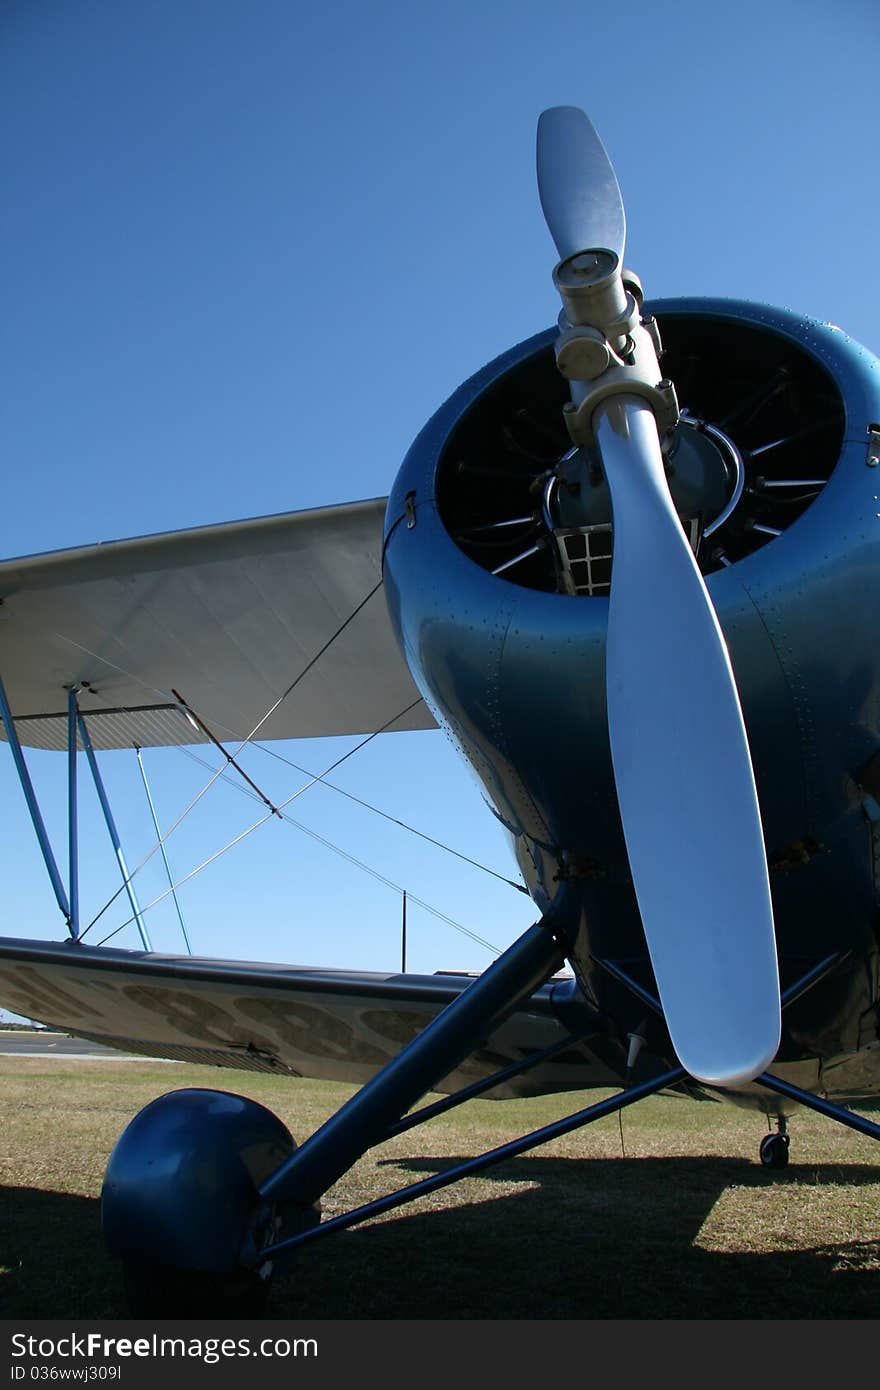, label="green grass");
[1,1057,878,1318]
